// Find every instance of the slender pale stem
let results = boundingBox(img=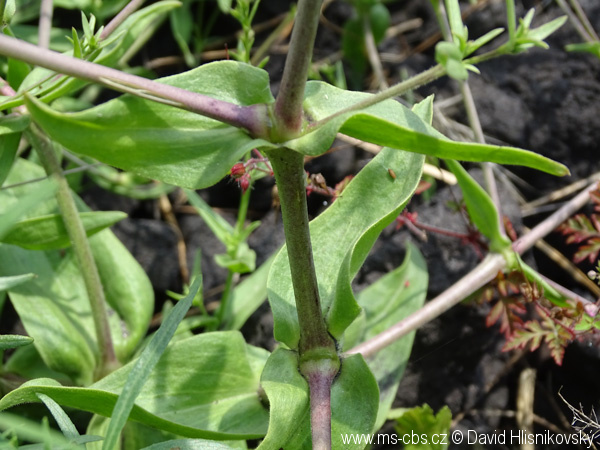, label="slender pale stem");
[38,0,53,49]
[348,181,599,358]
[273,0,322,138]
[27,124,118,378]
[0,34,270,137]
[100,0,146,40]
